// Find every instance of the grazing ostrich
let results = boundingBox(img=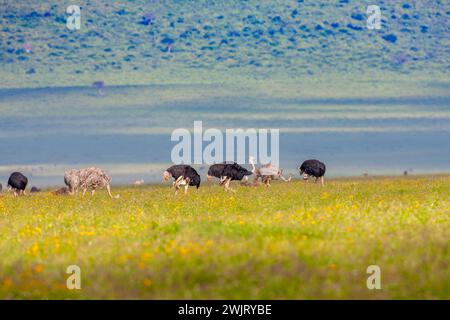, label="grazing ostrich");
[163,165,201,194]
[7,172,28,196]
[30,186,41,193]
[207,162,253,191]
[52,187,70,196]
[206,163,228,182]
[299,159,326,186]
[64,169,80,195]
[249,157,291,187]
[64,167,118,198]
[163,165,191,183]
